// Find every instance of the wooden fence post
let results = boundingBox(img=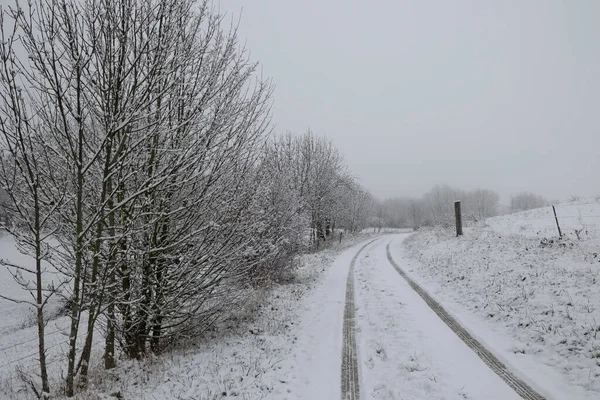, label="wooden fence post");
[552,205,562,238]
[455,201,463,237]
